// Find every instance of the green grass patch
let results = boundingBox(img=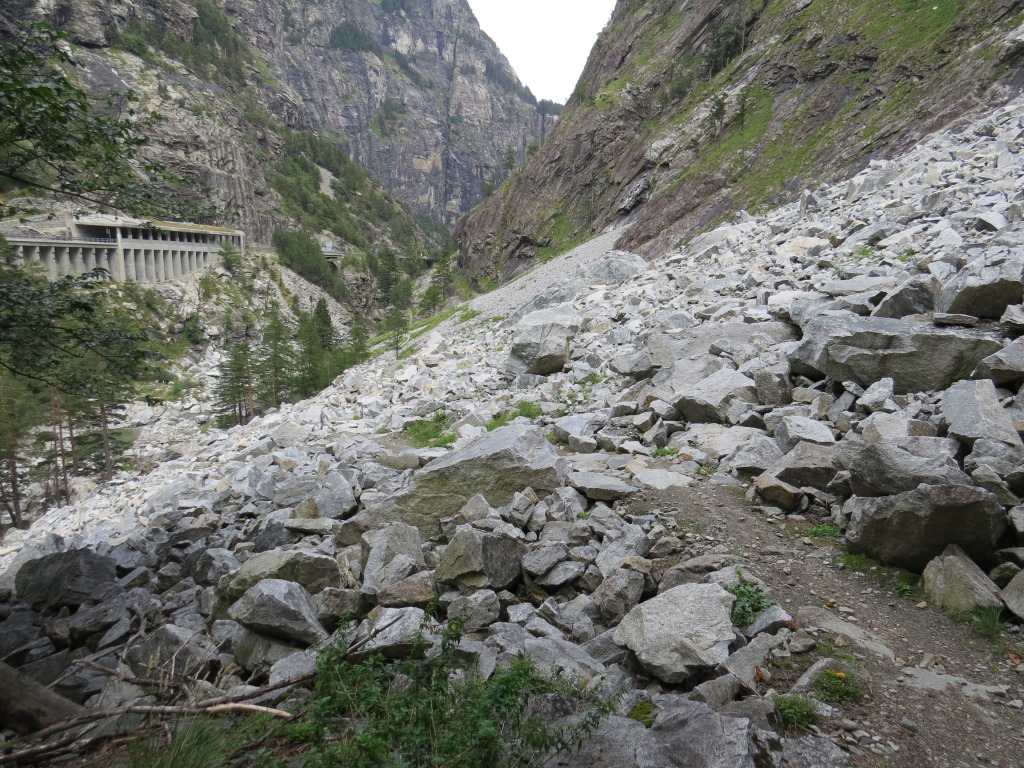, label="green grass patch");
[773,695,819,729]
[812,668,864,705]
[486,401,544,431]
[627,701,656,728]
[651,448,678,458]
[404,412,456,448]
[726,576,774,628]
[971,606,1008,638]
[806,524,842,538]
